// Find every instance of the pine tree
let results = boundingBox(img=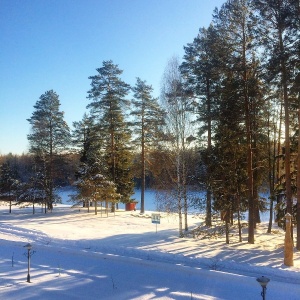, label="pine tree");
[211,71,249,244]
[0,162,19,213]
[131,78,165,213]
[16,168,45,214]
[251,0,300,258]
[87,60,134,207]
[72,113,94,164]
[181,24,222,227]
[27,90,71,211]
[74,162,120,215]
[252,0,296,218]
[213,0,263,244]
